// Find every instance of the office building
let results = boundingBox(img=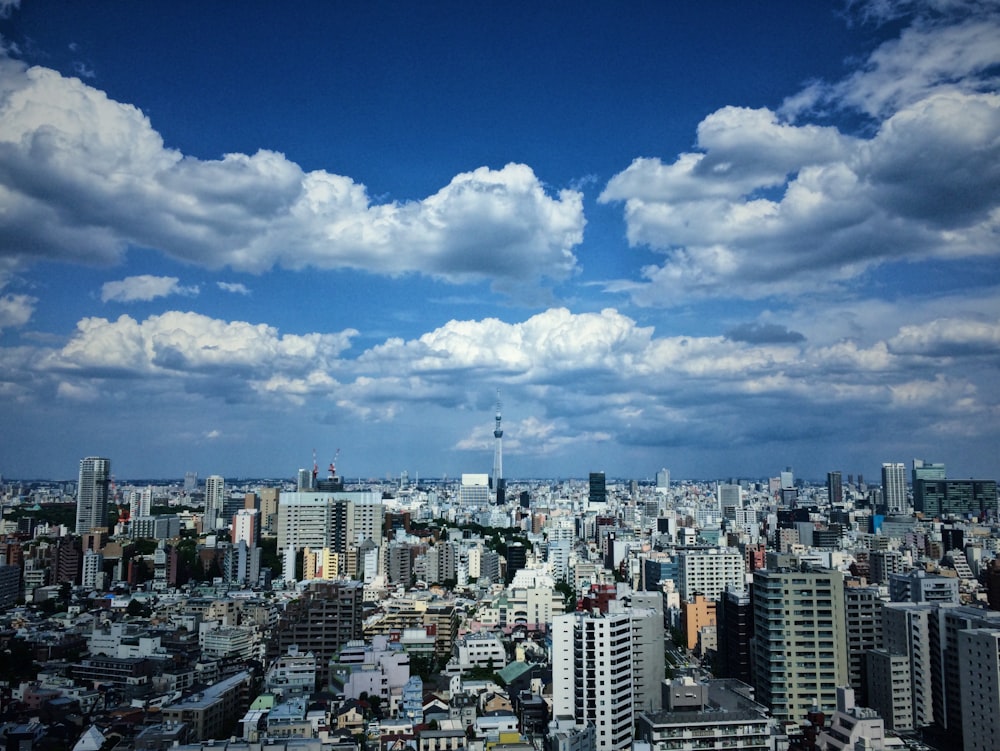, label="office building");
[826,471,843,506]
[750,567,848,722]
[552,611,633,751]
[588,472,607,507]
[655,468,670,492]
[935,605,1000,739]
[204,474,225,533]
[716,586,753,686]
[458,474,491,508]
[913,479,997,518]
[75,456,111,535]
[912,459,946,513]
[881,463,907,514]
